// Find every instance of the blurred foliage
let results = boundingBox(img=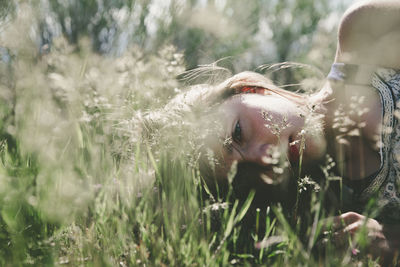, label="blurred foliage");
[31,0,349,76]
[0,0,15,20]
[0,0,365,266]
